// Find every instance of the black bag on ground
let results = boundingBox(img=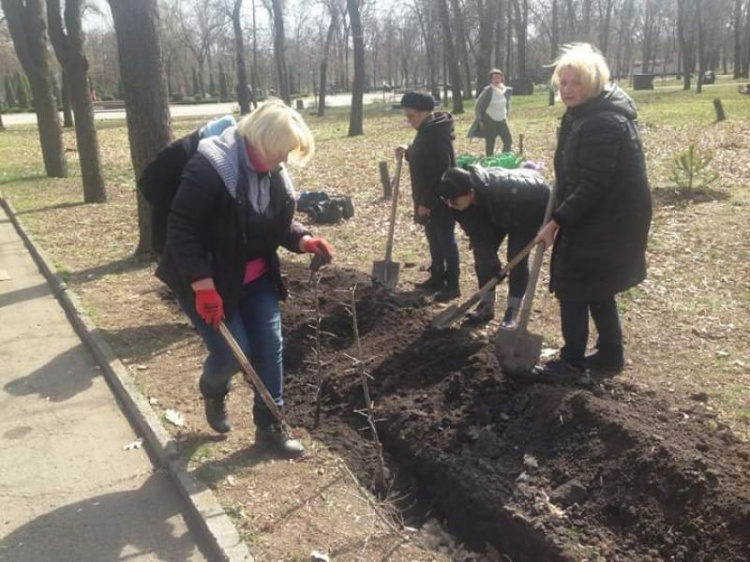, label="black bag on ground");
[298,192,355,224]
